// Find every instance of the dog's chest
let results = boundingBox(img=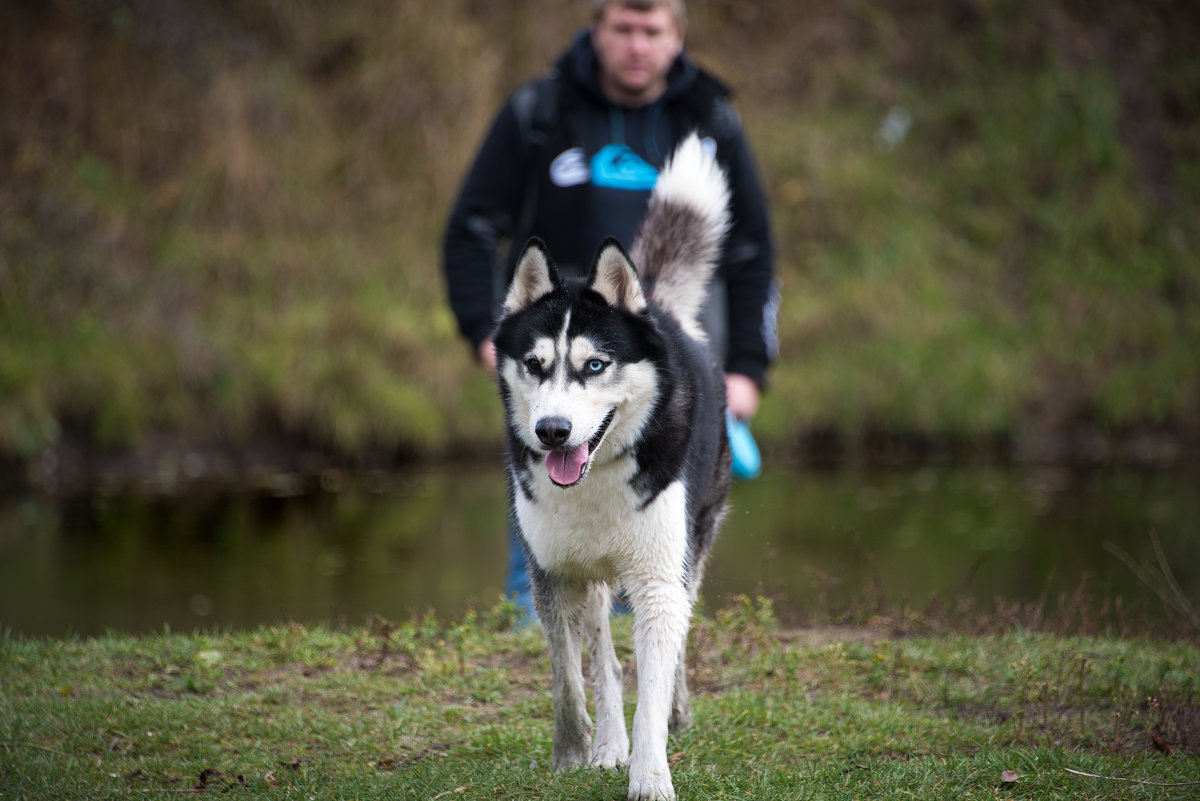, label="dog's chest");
[515,461,688,581]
